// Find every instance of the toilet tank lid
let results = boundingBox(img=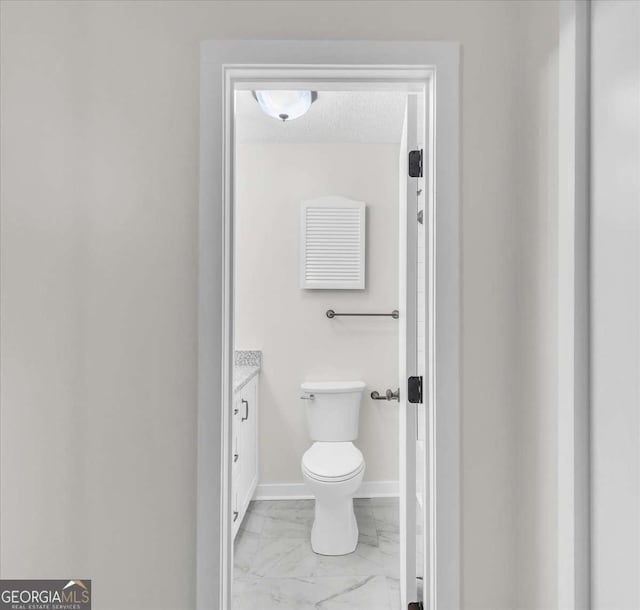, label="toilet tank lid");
[301,381,366,394]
